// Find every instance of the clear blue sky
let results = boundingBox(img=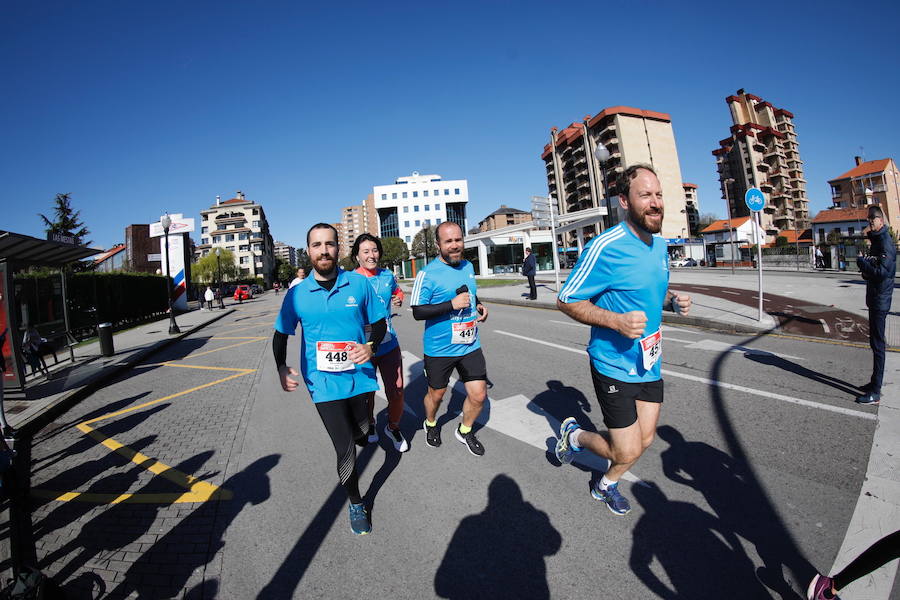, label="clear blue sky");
[3,0,898,251]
